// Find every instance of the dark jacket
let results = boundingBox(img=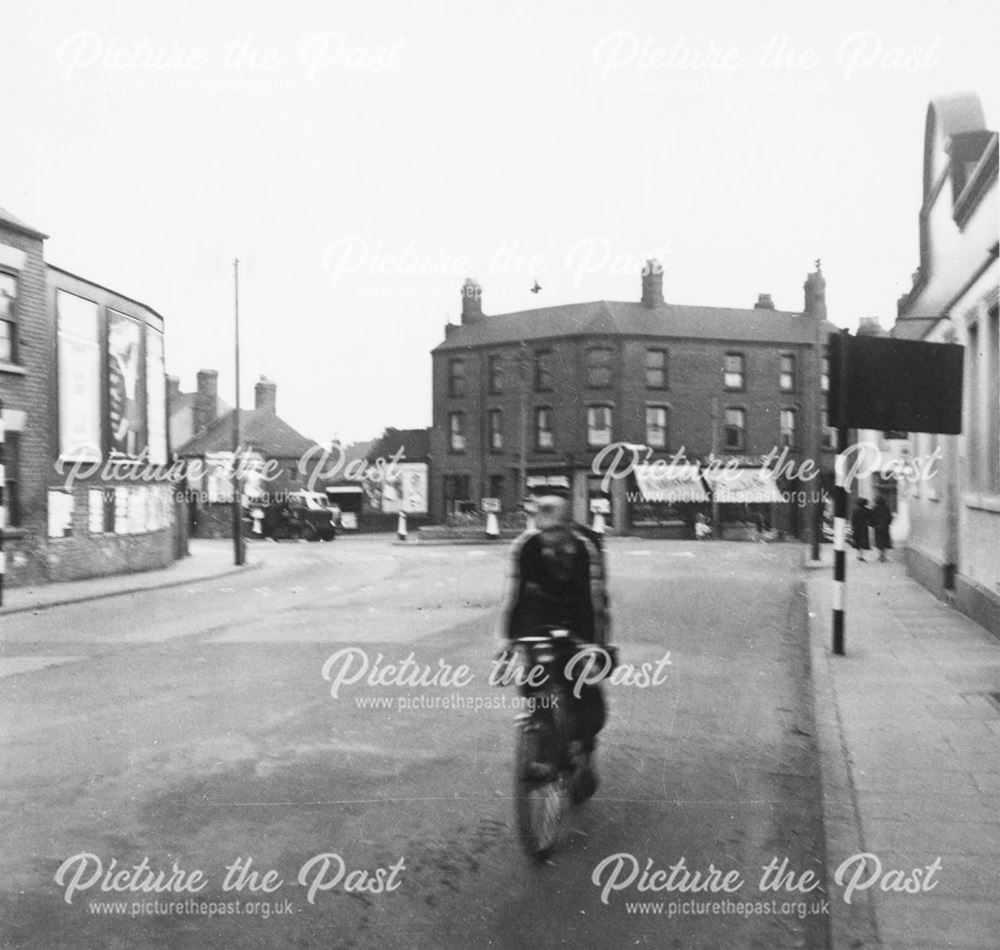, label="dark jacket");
[850,503,871,551]
[871,499,893,551]
[502,523,610,645]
